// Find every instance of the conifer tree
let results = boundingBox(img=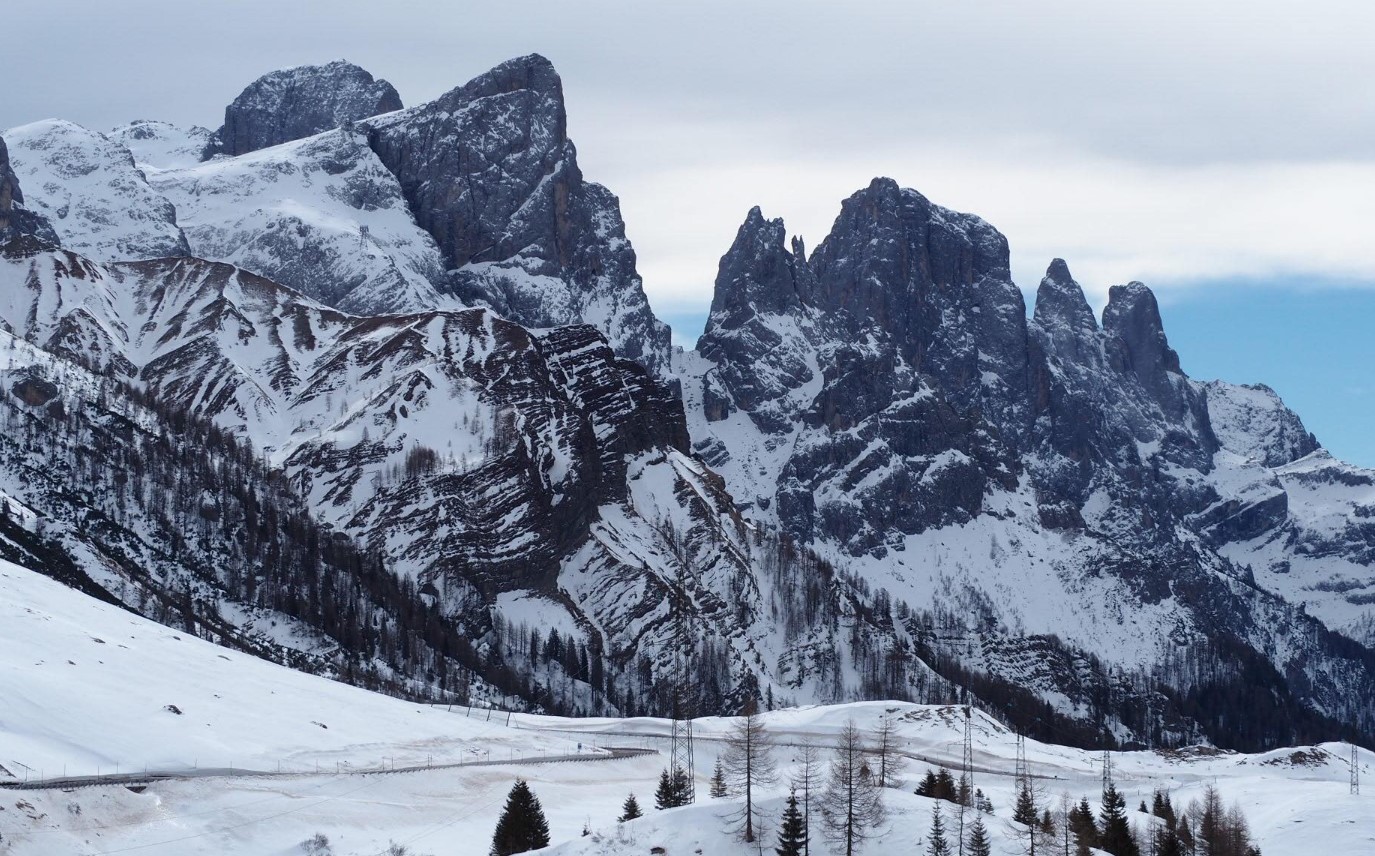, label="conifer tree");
[1098,782,1139,856]
[776,790,808,856]
[723,699,778,842]
[791,739,824,856]
[711,756,729,797]
[490,779,551,856]
[1069,796,1098,855]
[820,720,886,856]
[655,767,691,809]
[619,793,642,822]
[869,715,905,788]
[927,802,951,856]
[1013,784,1039,827]
[967,812,992,856]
